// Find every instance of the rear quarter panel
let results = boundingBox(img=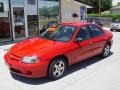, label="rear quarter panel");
[103,30,113,45]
